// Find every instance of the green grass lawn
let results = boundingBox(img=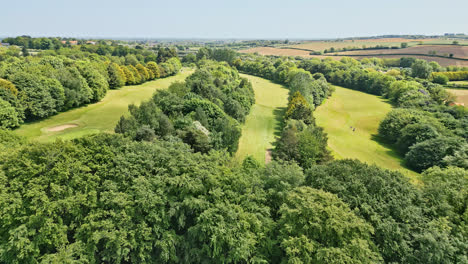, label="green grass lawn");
[235,74,289,163]
[447,81,468,86]
[14,69,194,142]
[315,86,419,181]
